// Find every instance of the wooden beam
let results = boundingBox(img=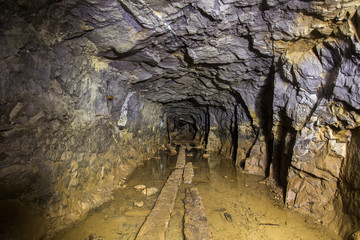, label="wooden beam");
[135,147,186,240]
[183,162,194,184]
[184,188,212,240]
